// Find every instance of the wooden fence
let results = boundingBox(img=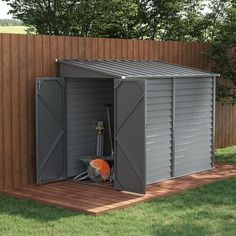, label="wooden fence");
[0,33,235,190]
[216,103,236,148]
